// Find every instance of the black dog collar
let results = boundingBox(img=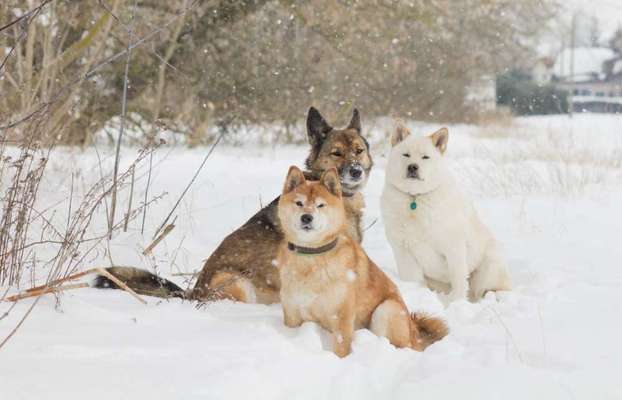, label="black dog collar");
[287,238,338,255]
